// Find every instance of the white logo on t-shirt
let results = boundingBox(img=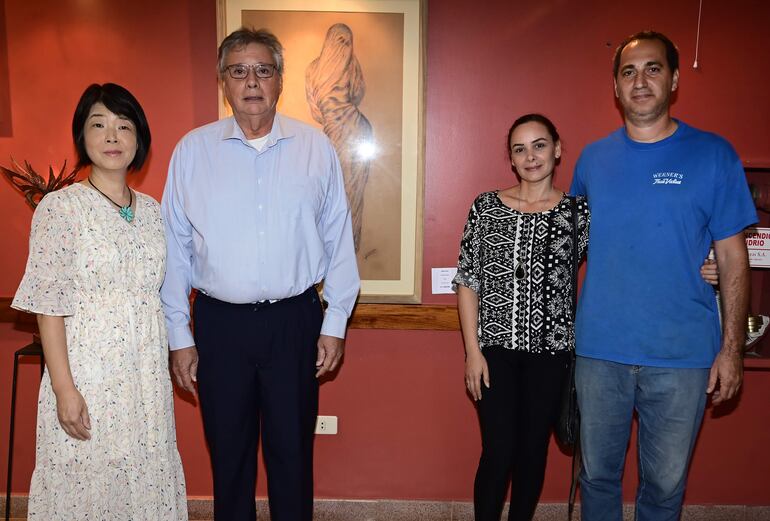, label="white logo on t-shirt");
[652,172,684,185]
